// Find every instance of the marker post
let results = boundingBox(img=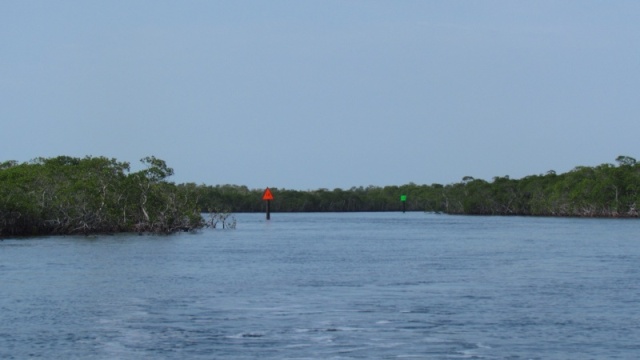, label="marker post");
[400,194,407,213]
[262,187,274,220]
